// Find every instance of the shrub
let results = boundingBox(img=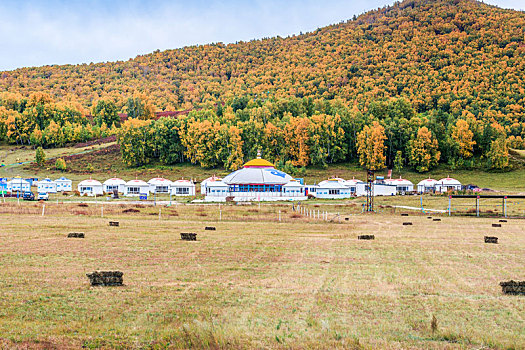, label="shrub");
[55,158,67,171]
